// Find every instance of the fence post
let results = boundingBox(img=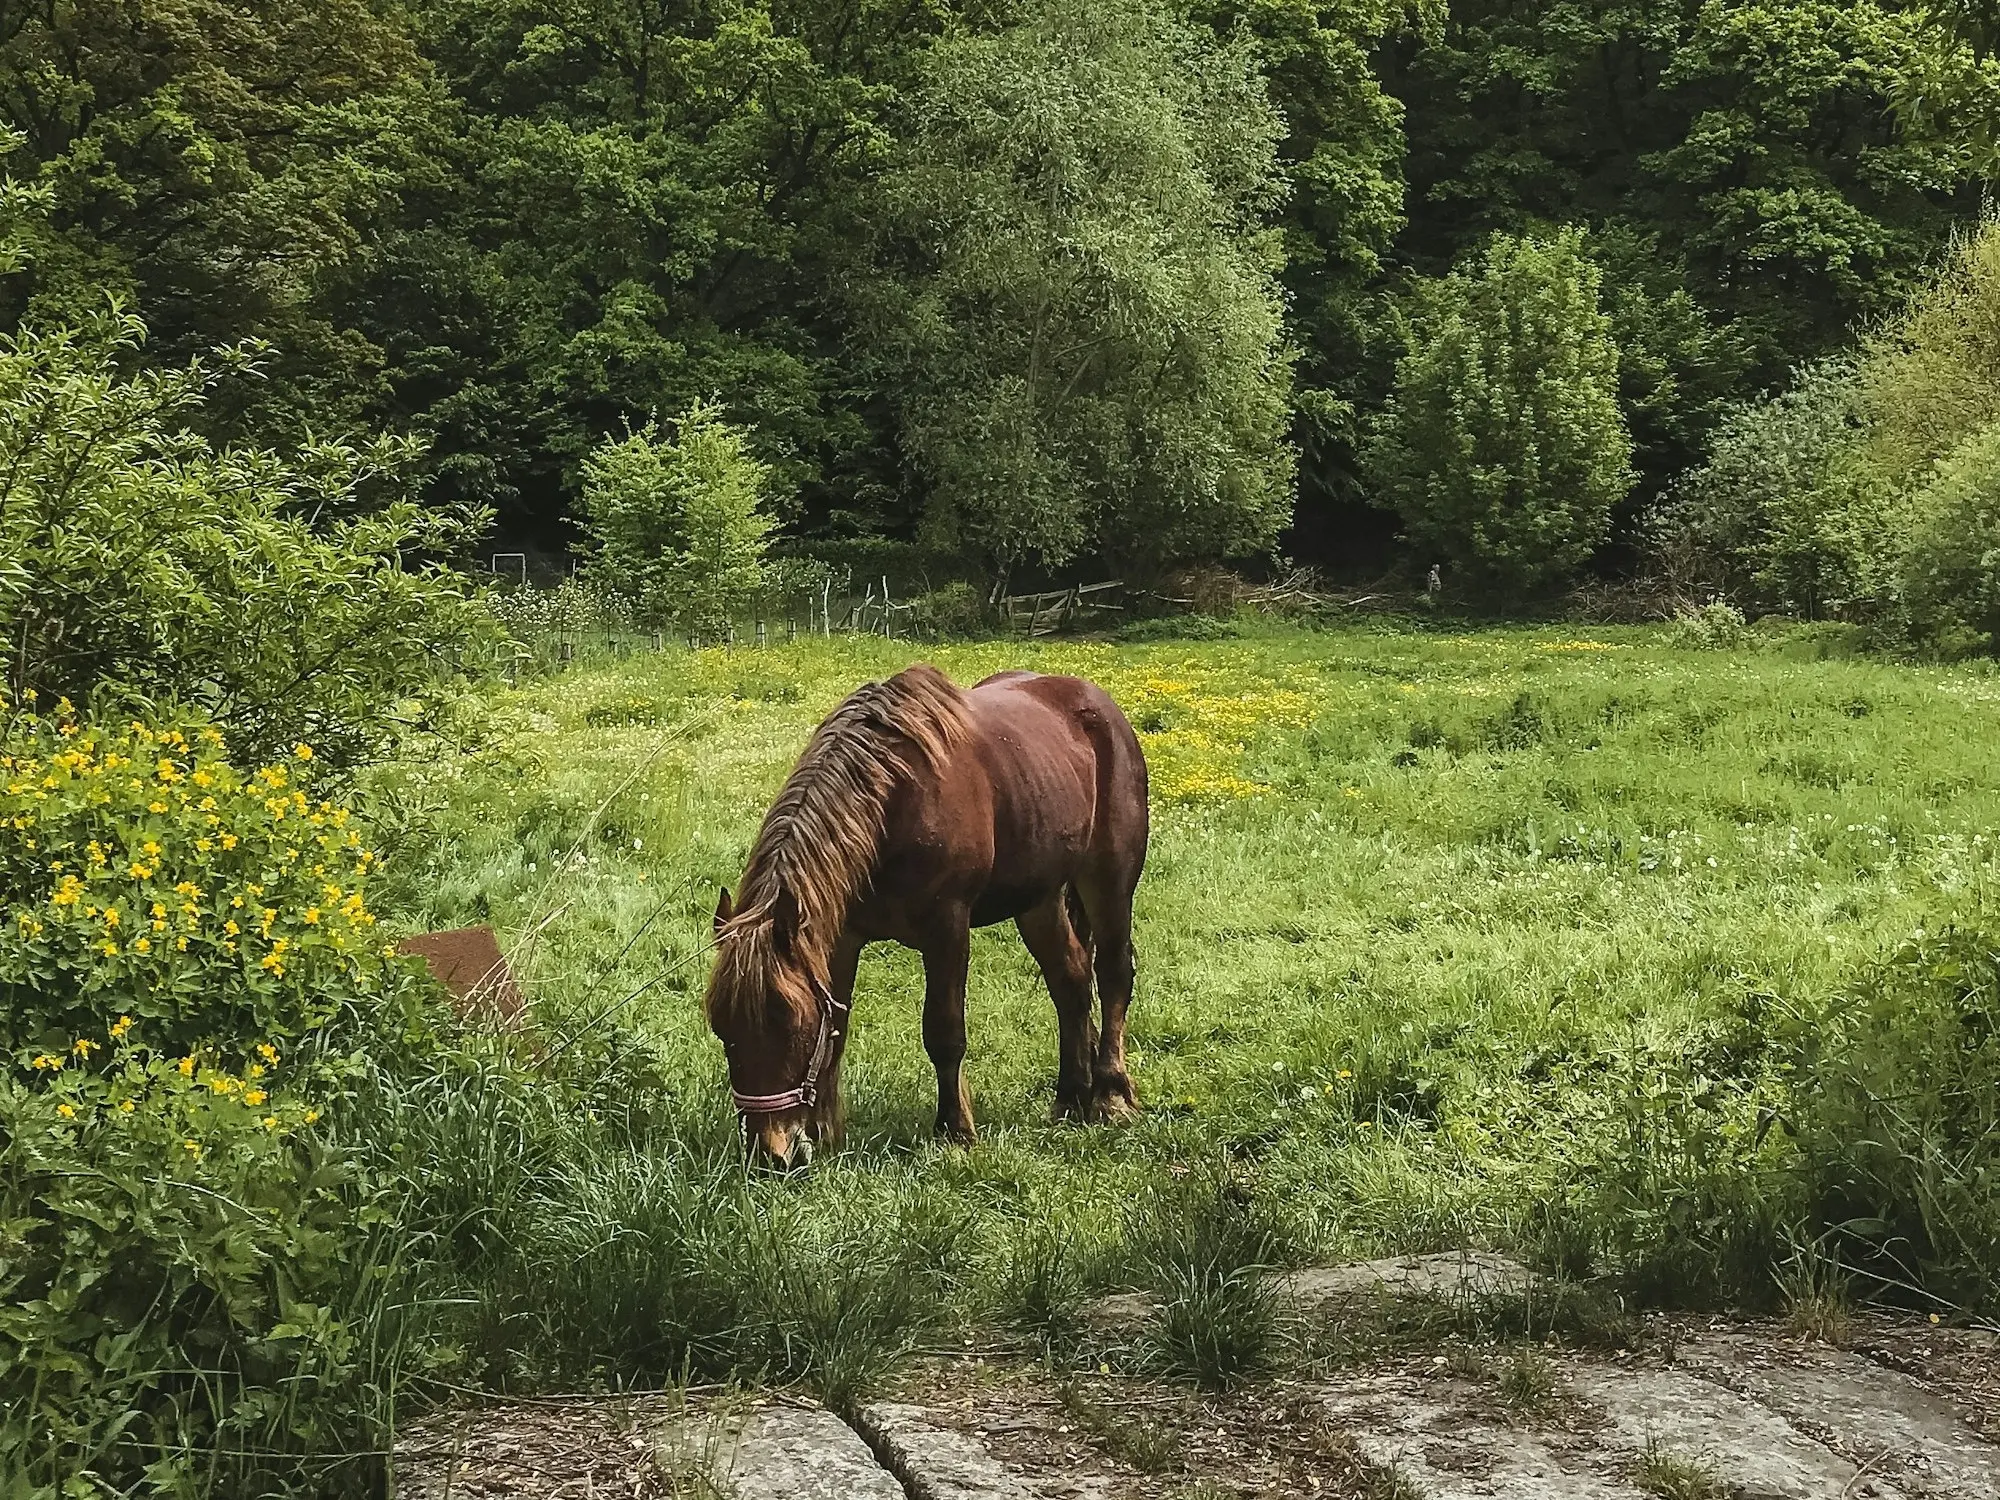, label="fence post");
[756,620,767,647]
[652,630,663,653]
[558,639,574,667]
